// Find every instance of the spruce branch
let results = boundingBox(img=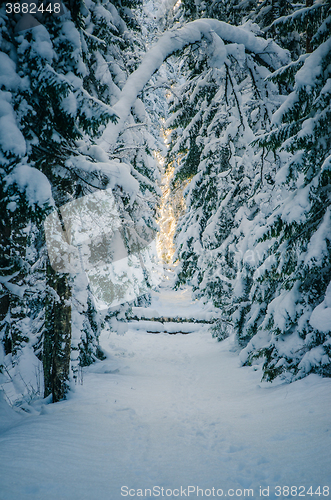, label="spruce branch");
[82,30,106,47]
[225,63,244,128]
